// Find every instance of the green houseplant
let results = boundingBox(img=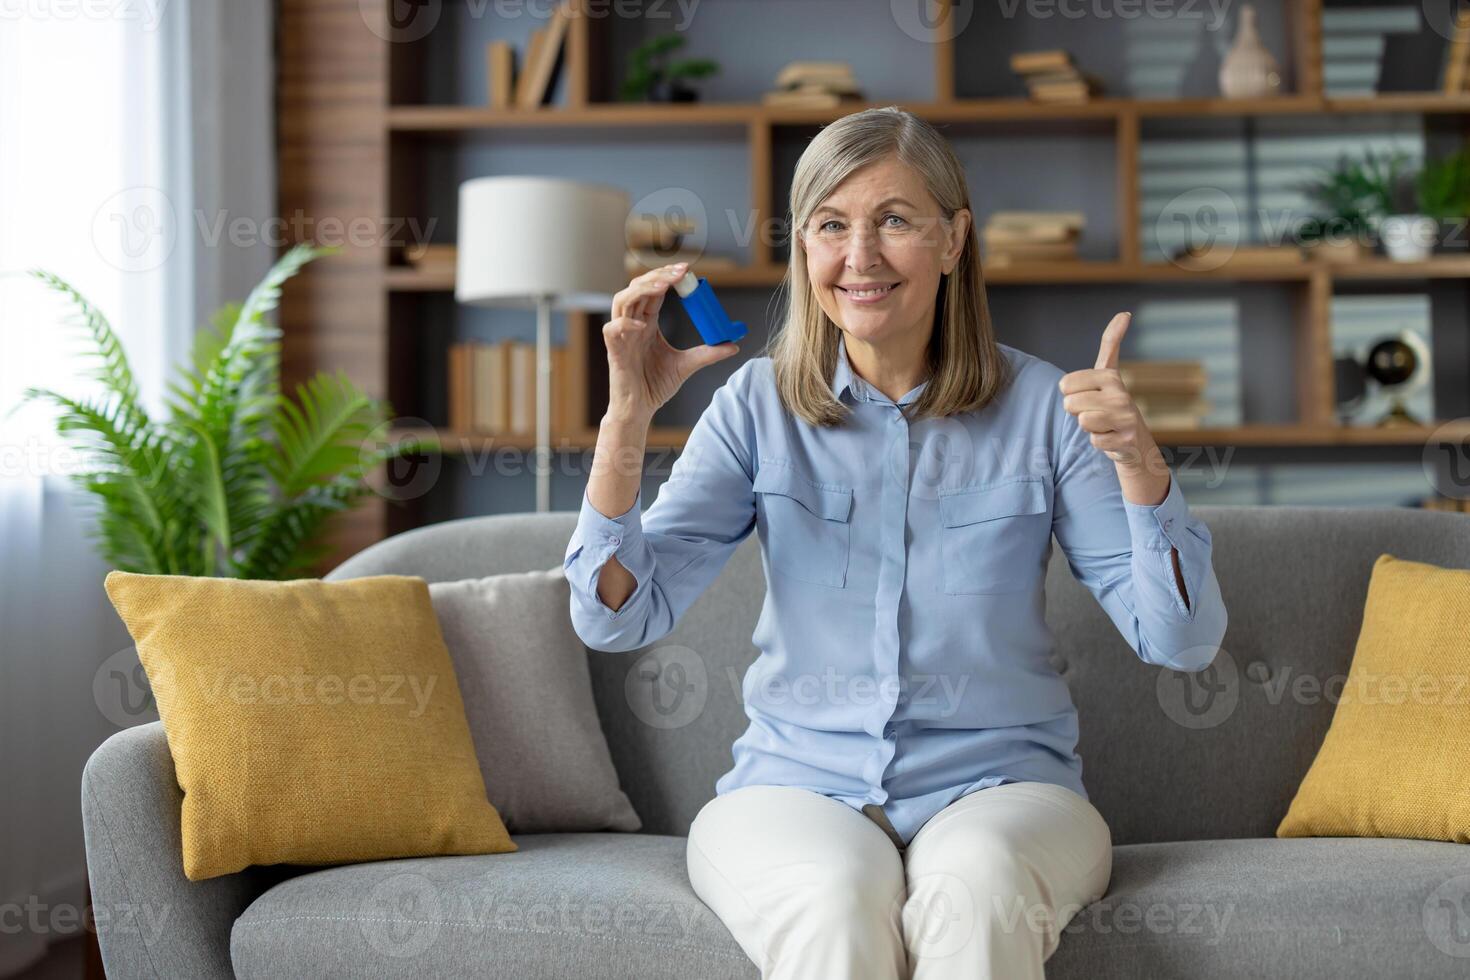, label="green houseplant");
[18,243,437,579]
[619,34,718,103]
[1415,146,1470,254]
[1417,147,1470,219]
[1295,147,1409,260]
